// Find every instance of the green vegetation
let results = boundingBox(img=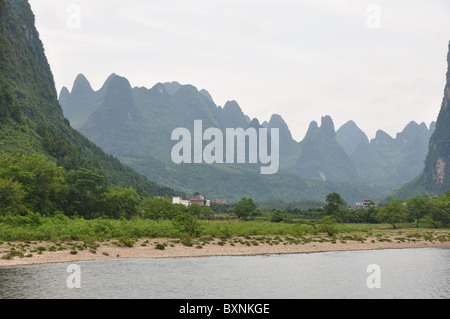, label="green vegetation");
[324,192,346,217]
[0,0,181,206]
[234,197,260,221]
[0,154,449,245]
[1,0,450,260]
